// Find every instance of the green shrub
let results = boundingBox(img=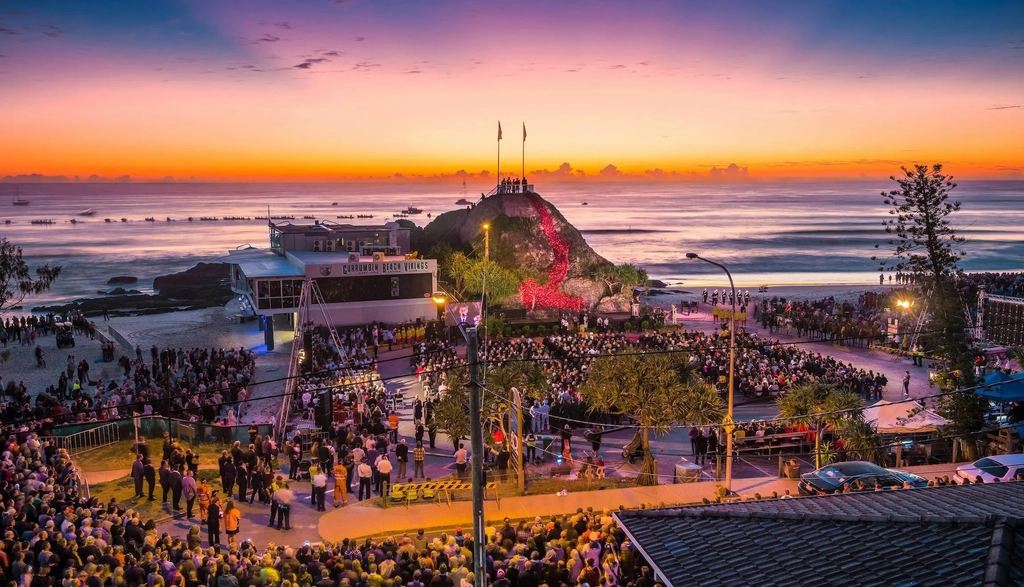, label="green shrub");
[641,320,650,331]
[623,321,633,332]
[521,325,532,337]
[536,324,548,335]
